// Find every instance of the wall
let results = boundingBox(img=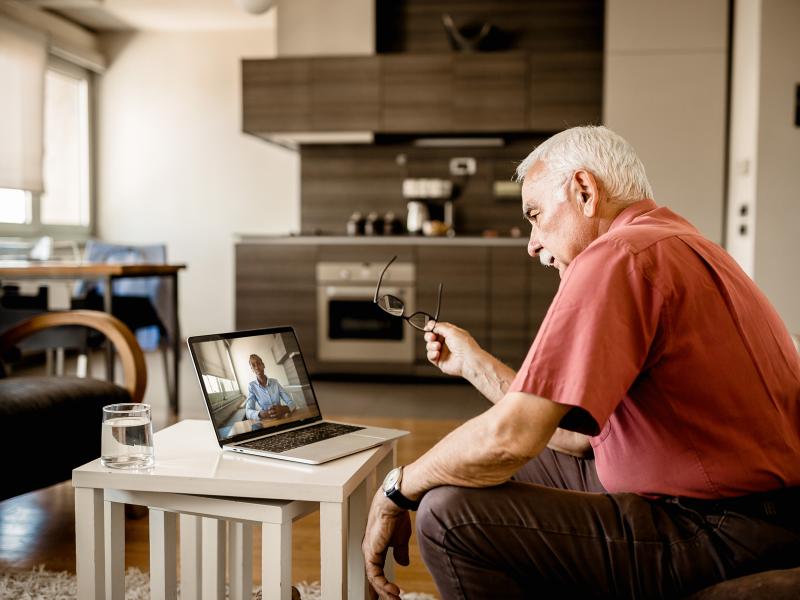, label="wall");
[604,0,729,243]
[750,0,800,332]
[276,0,374,56]
[300,140,545,236]
[96,30,300,344]
[725,0,760,278]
